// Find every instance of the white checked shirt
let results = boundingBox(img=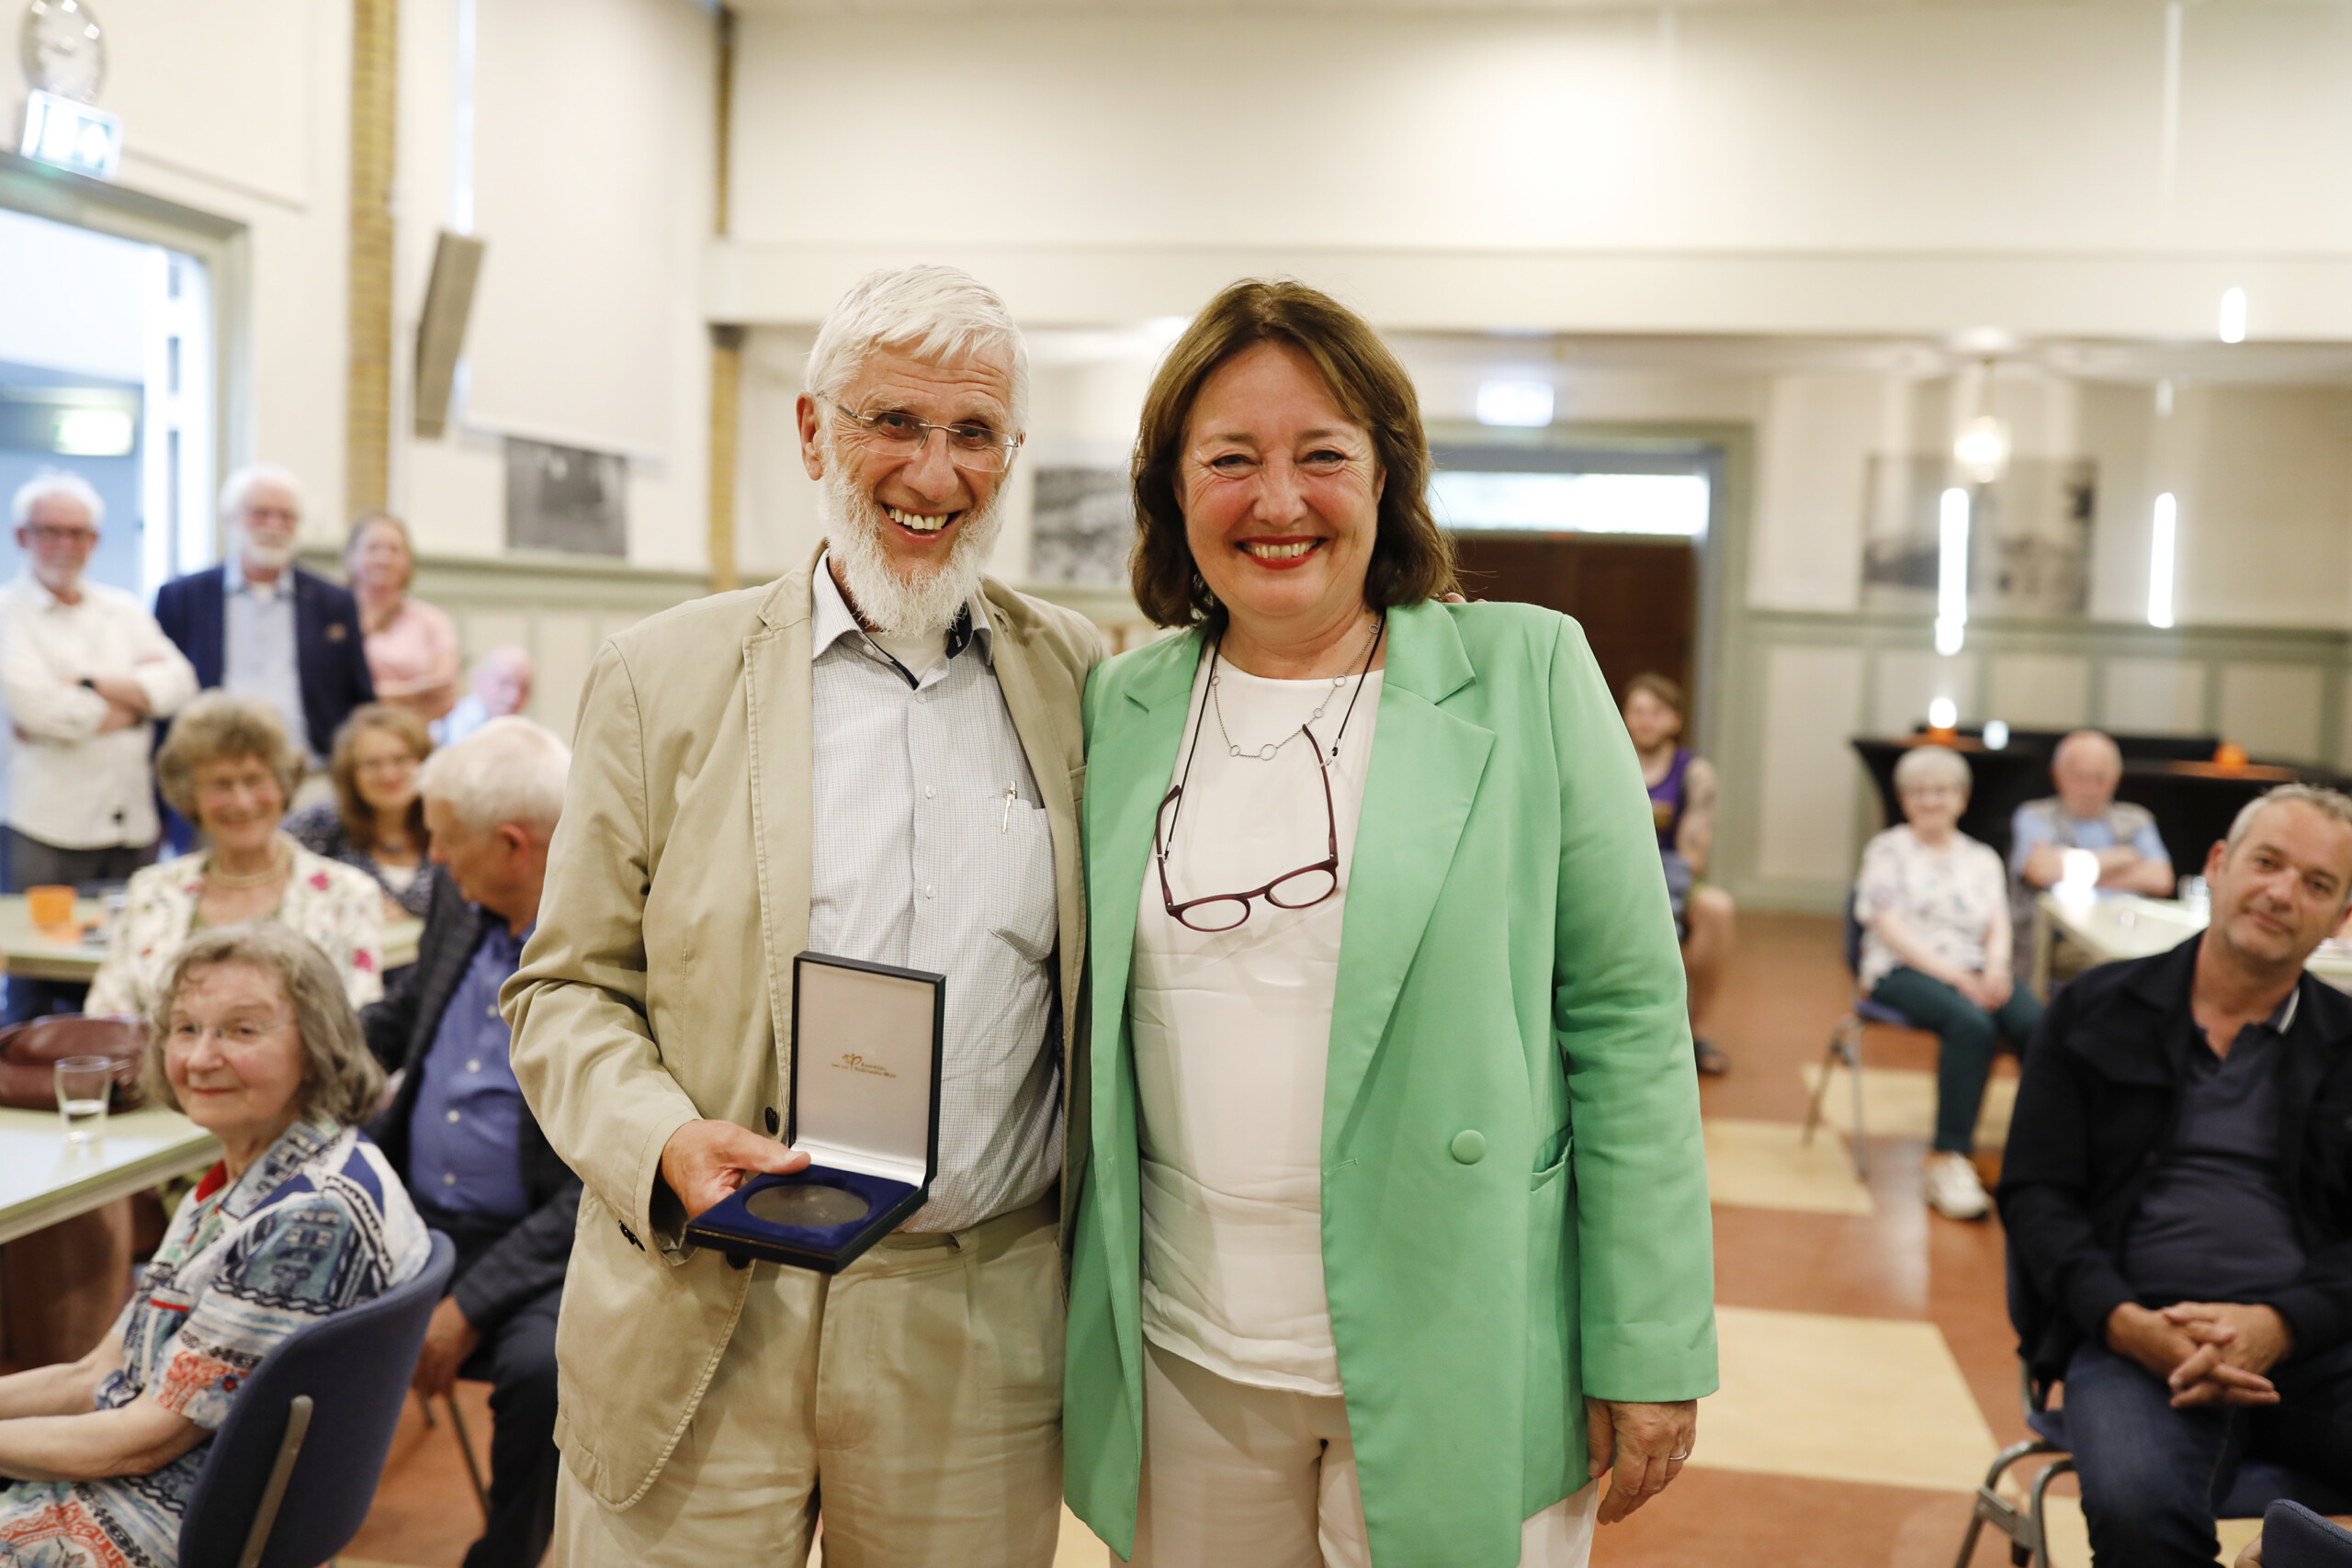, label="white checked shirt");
[806,558,1062,1233]
[0,572,198,849]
